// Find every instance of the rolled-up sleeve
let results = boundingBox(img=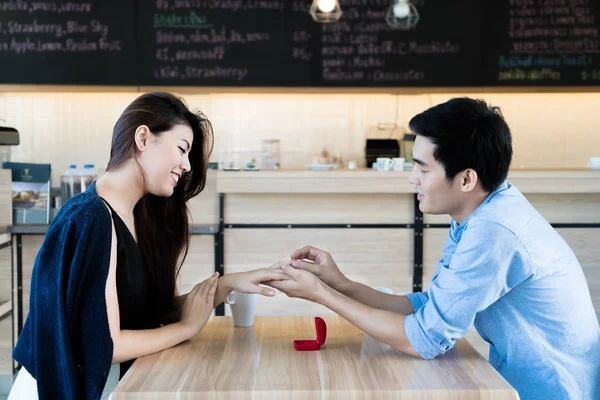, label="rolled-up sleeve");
[405,291,429,312]
[403,219,536,359]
